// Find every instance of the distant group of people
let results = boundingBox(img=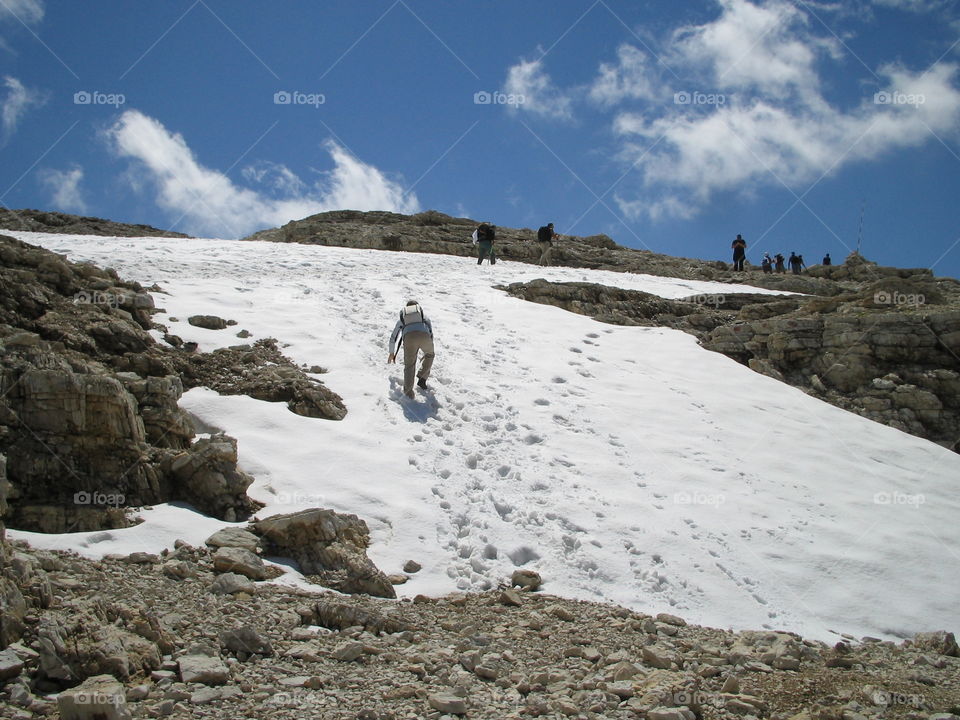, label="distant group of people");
[472,221,559,267]
[731,234,831,275]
